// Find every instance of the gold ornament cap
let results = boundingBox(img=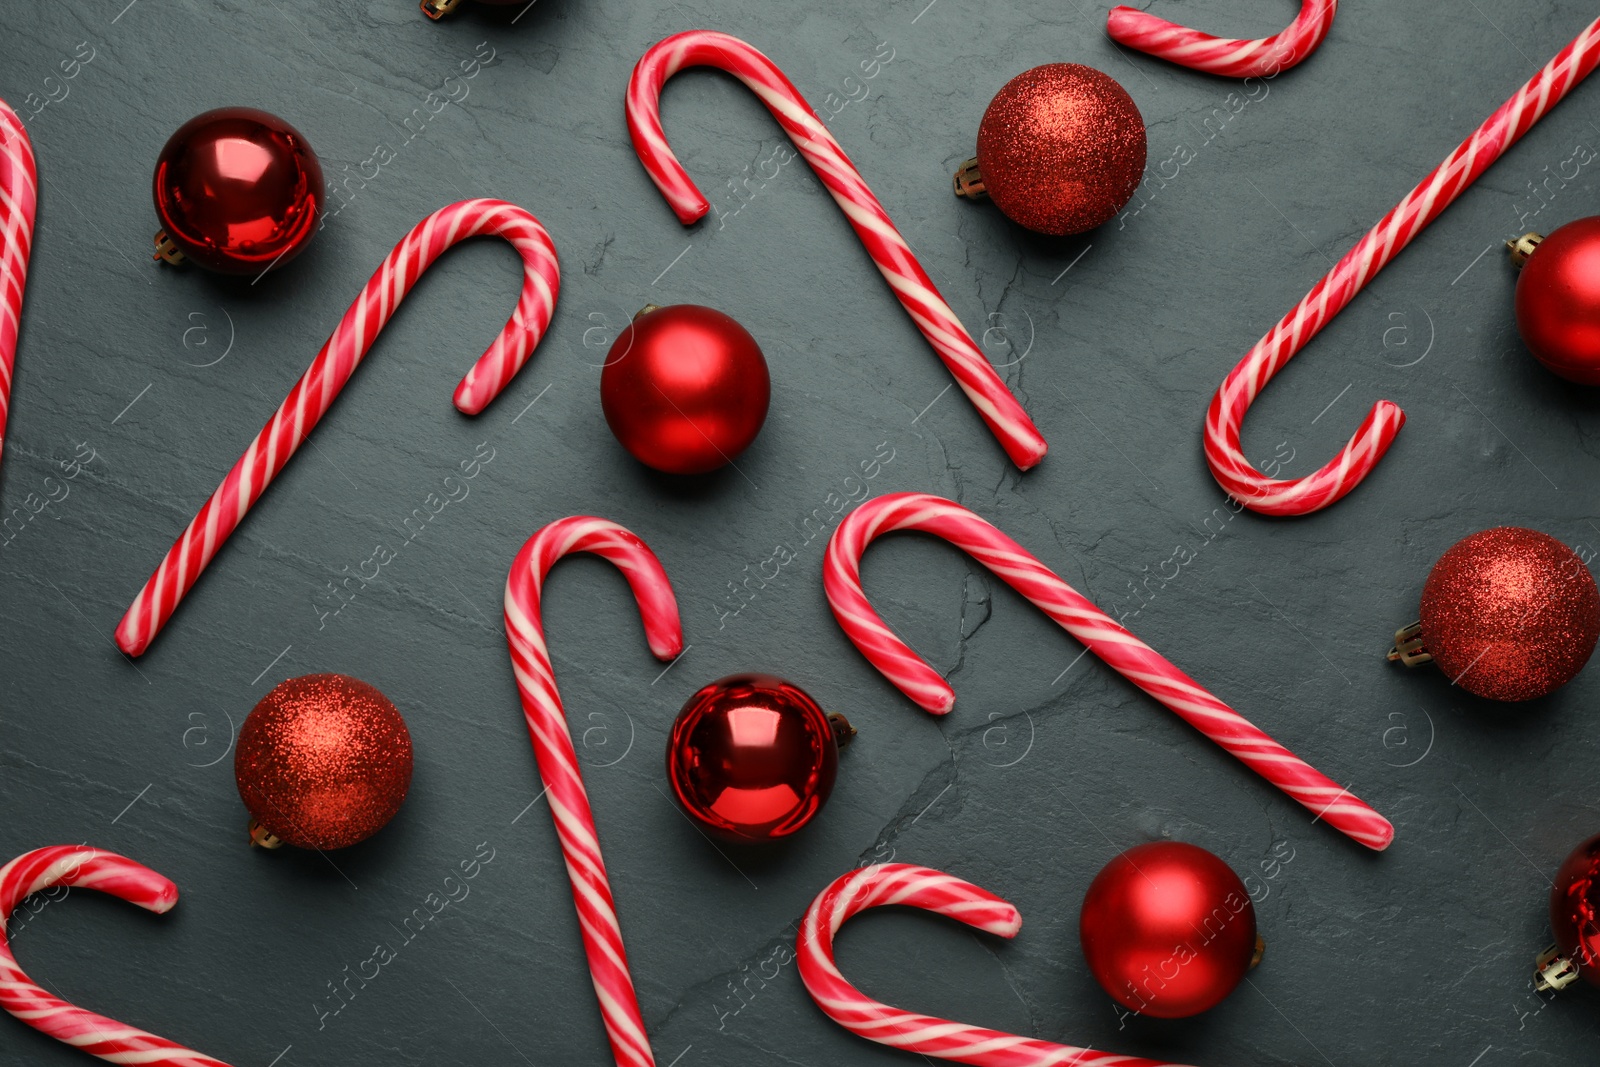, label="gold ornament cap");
[1507,231,1545,267]
[1535,944,1580,992]
[828,712,858,749]
[420,0,465,18]
[1386,621,1433,667]
[247,819,284,850]
[152,230,186,266]
[953,157,988,200]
